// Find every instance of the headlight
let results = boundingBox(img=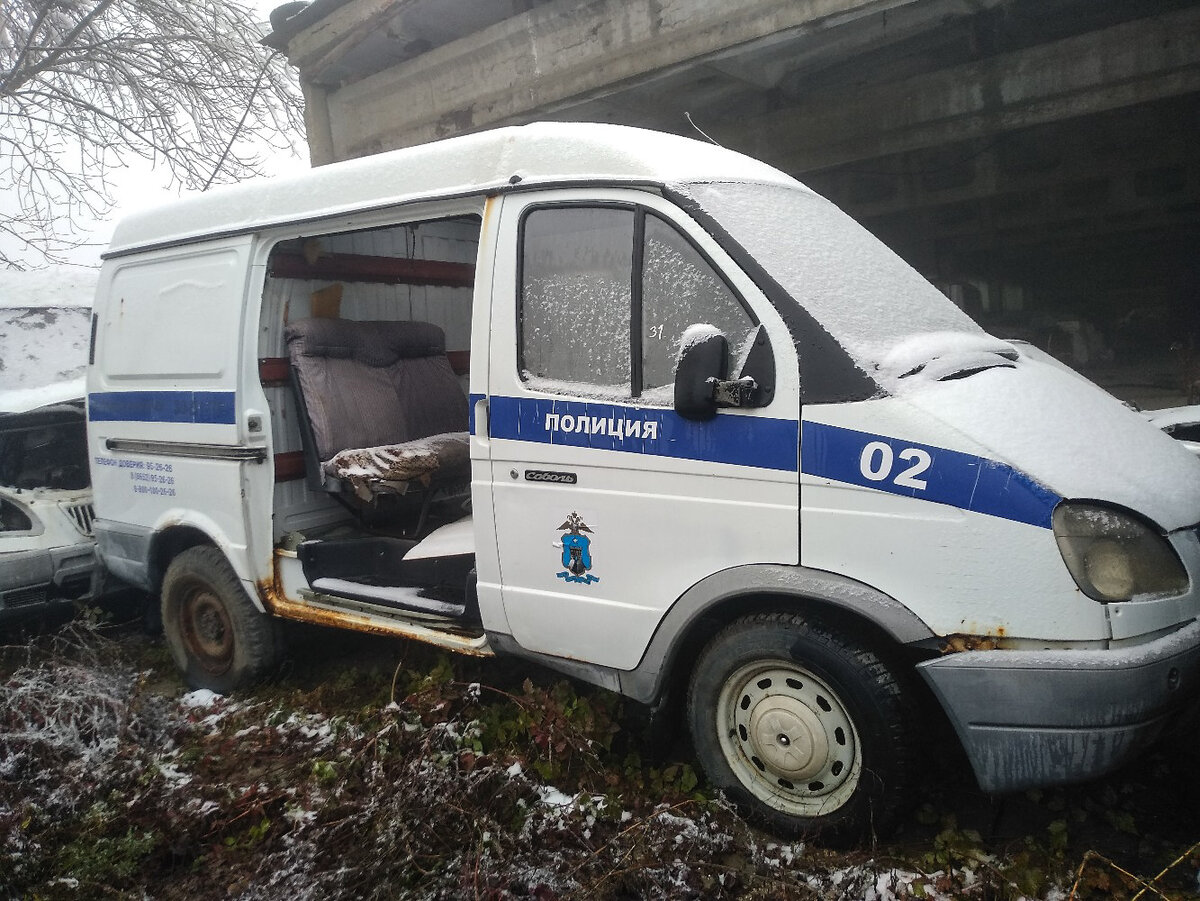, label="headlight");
[1053,503,1188,602]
